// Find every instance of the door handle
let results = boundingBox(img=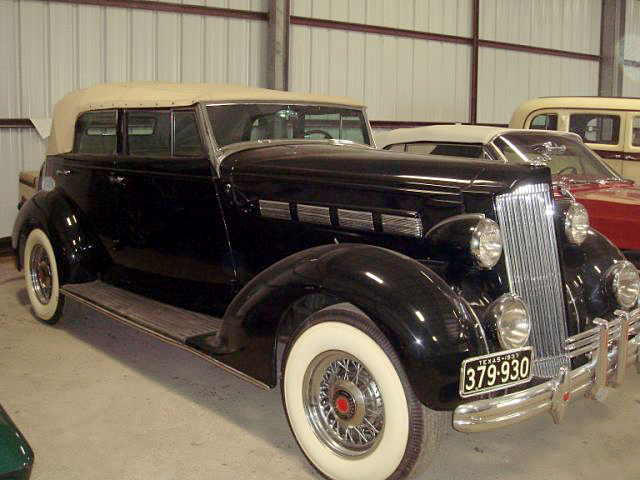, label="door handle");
[109,174,126,186]
[56,169,72,176]
[625,155,637,160]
